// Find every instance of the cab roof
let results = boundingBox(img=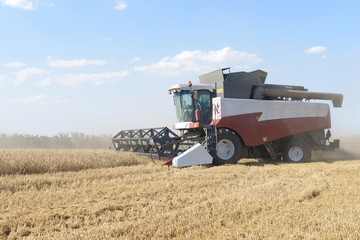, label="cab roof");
[168,84,213,93]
